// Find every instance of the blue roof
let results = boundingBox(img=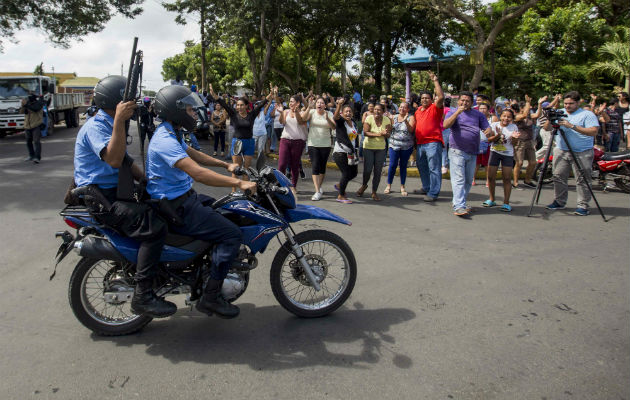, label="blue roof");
[399,45,467,64]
